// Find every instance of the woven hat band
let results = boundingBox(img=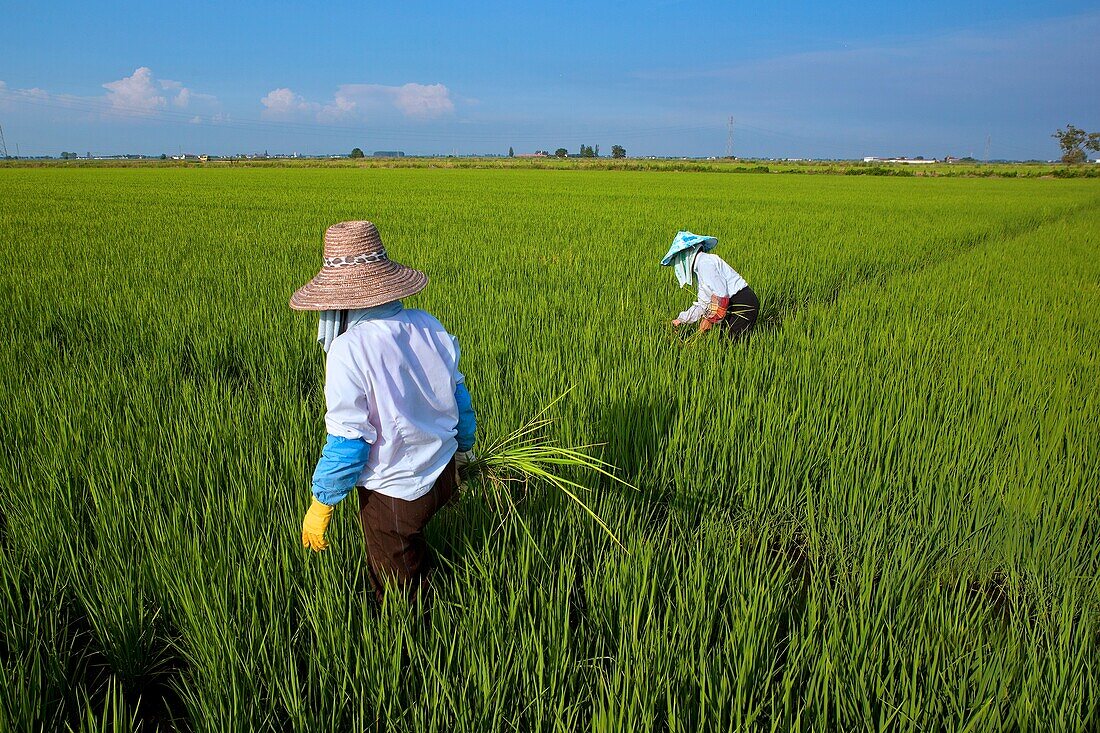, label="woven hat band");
[323,248,388,268]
